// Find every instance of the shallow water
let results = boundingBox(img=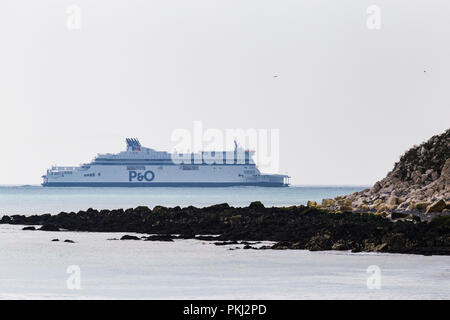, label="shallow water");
[1,225,449,299]
[0,185,366,215]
